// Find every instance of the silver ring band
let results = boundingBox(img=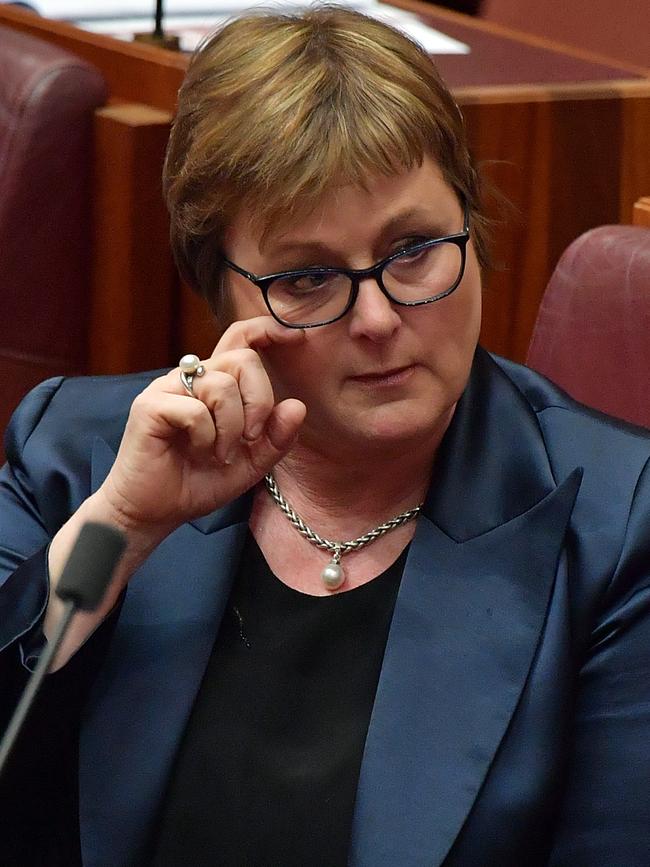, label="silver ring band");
[178,354,205,397]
